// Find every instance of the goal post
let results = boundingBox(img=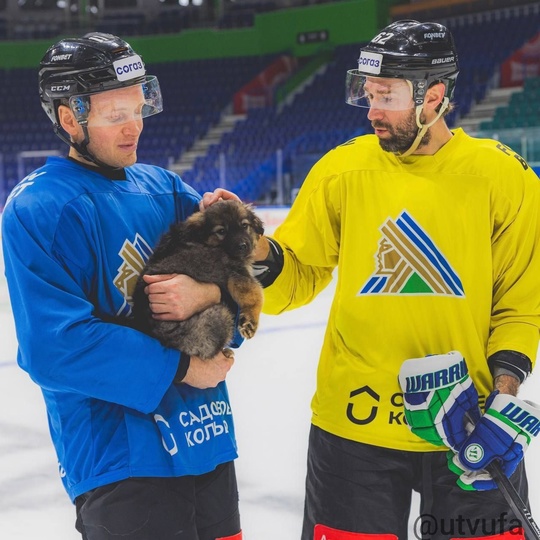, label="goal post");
[16,149,63,182]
